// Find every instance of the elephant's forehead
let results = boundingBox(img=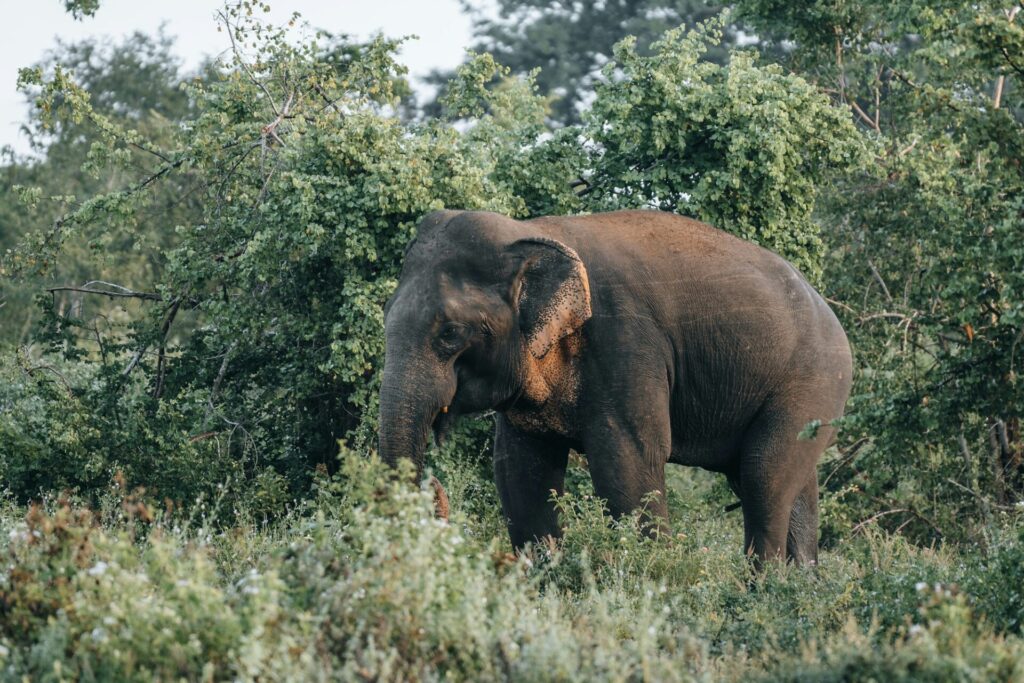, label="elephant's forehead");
[404,237,508,287]
[437,275,501,319]
[389,269,501,329]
